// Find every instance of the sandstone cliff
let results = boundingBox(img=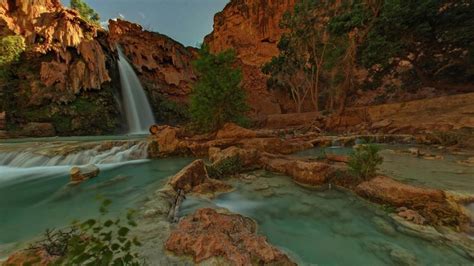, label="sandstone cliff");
[108,19,196,123]
[205,0,298,116]
[0,0,121,136]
